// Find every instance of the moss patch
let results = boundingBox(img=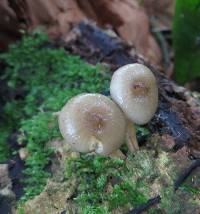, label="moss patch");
[64,150,178,213]
[0,31,110,201]
[0,128,11,162]
[65,153,148,213]
[20,149,200,214]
